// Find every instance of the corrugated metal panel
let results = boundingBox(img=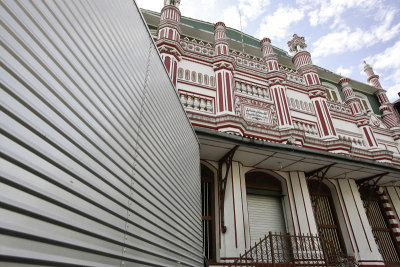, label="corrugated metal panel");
[0,0,202,266]
[247,194,286,245]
